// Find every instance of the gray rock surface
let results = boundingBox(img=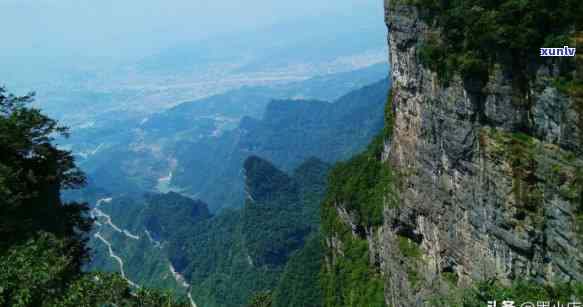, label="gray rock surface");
[371,1,583,305]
